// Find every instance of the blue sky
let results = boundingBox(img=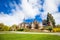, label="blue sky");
[0,0,60,26]
[0,0,21,14]
[58,5,60,12]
